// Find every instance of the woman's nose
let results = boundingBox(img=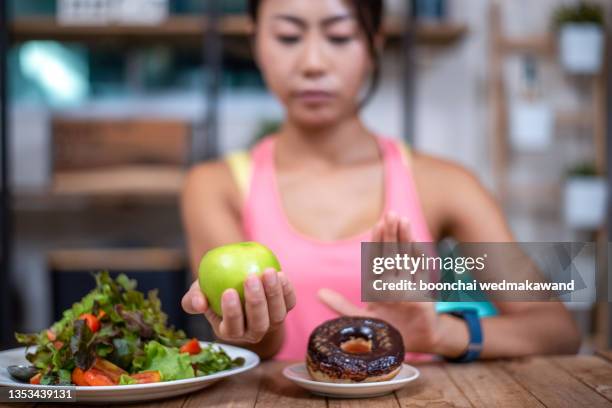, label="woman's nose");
[300,34,327,78]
